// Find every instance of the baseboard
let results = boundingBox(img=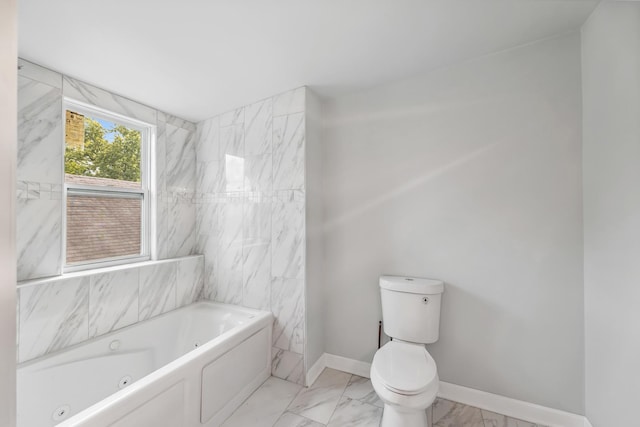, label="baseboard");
[315,353,590,427]
[324,353,371,378]
[438,381,586,427]
[305,353,326,386]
